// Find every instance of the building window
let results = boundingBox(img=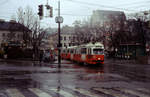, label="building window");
[64,36,66,41]
[18,34,20,38]
[2,33,5,37]
[69,36,71,40]
[69,43,71,46]
[64,43,66,47]
[73,36,75,42]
